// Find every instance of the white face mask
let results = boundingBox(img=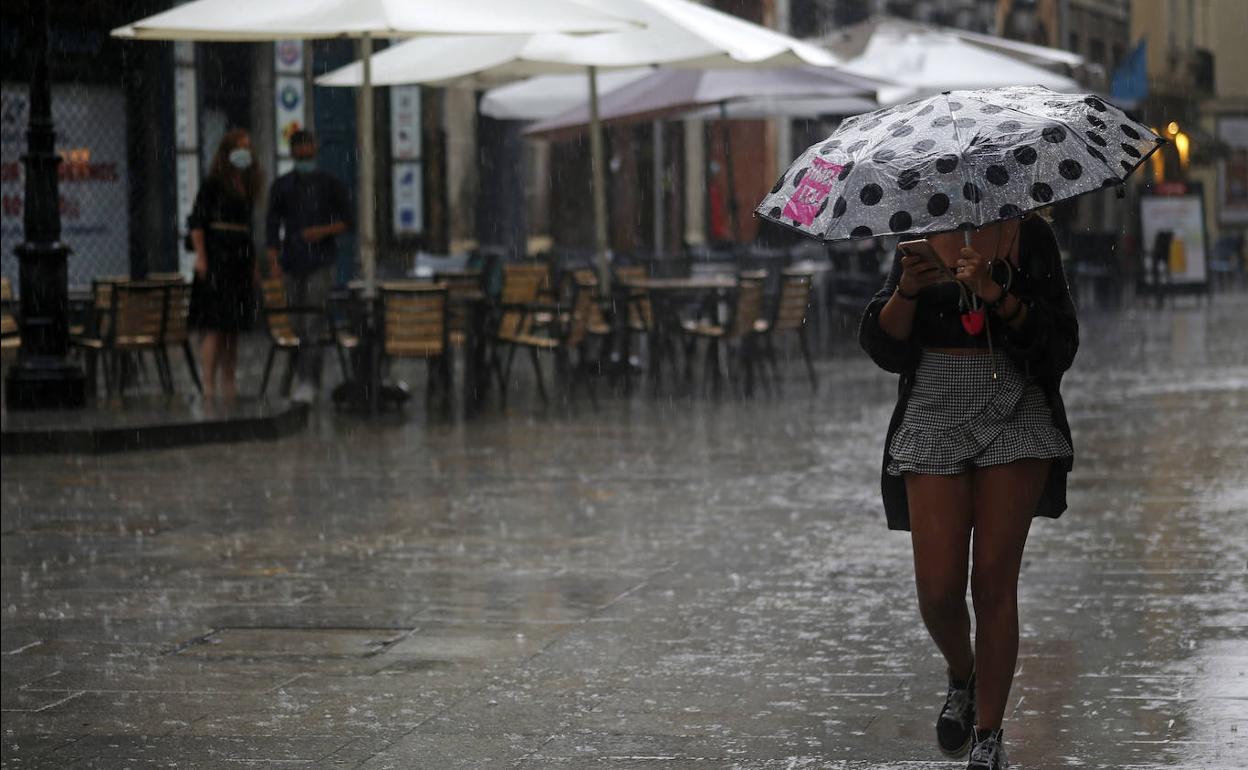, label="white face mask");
[228,148,253,170]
